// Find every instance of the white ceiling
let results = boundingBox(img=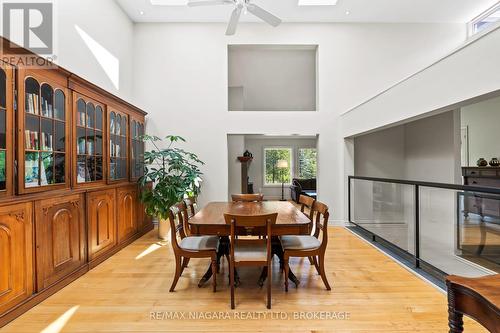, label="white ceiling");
[115,0,499,23]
